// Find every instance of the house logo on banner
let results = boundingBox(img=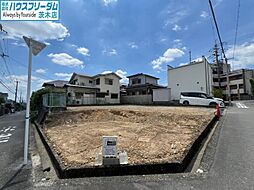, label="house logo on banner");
[0,0,59,21]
